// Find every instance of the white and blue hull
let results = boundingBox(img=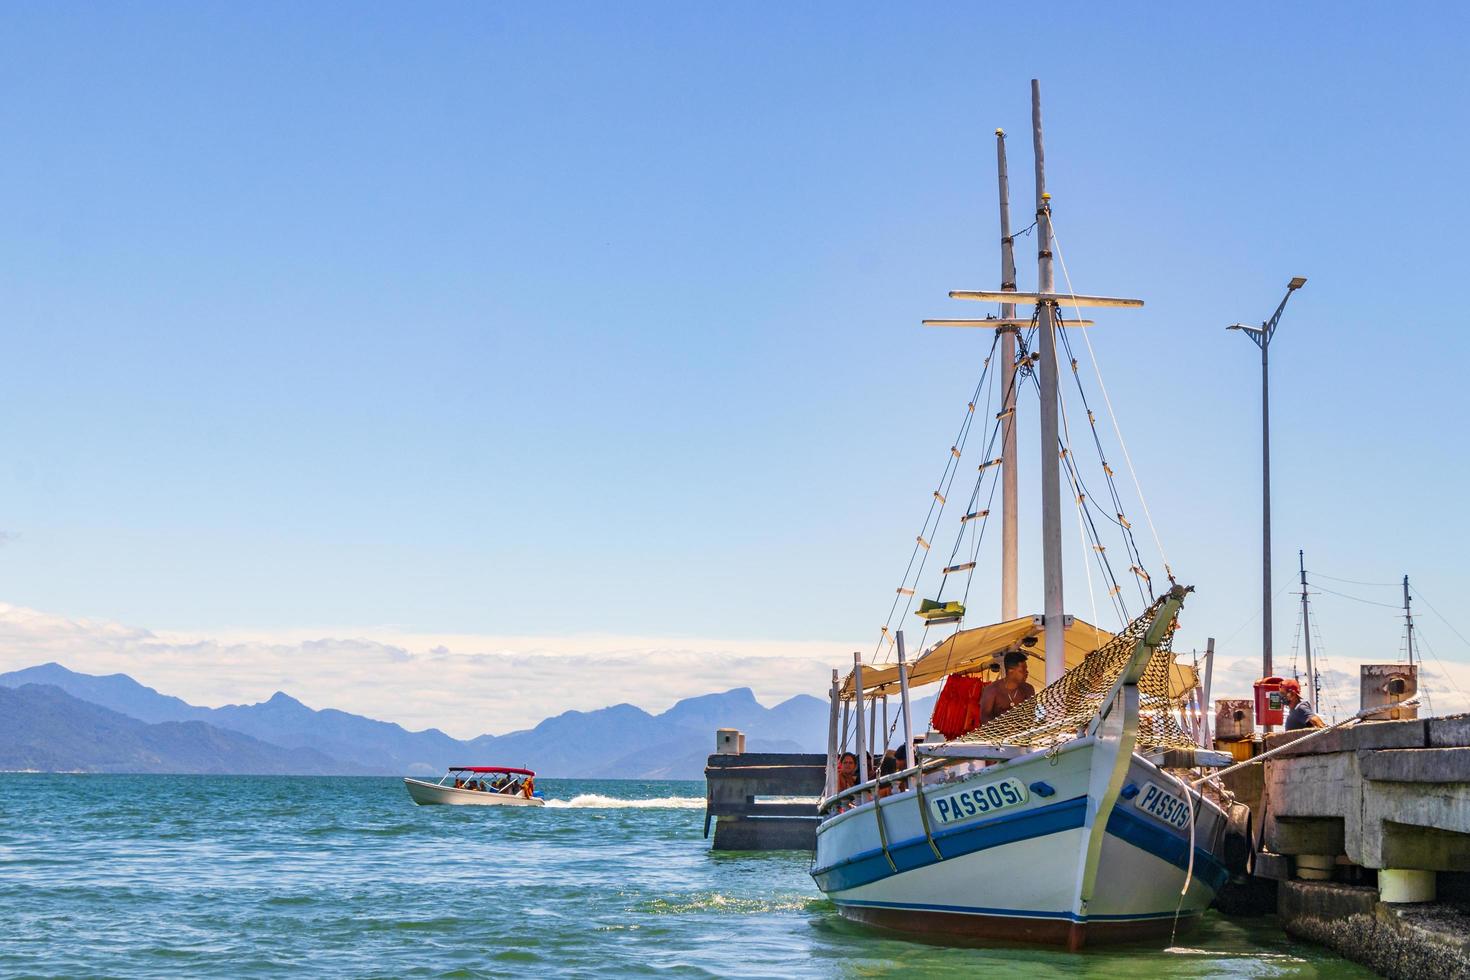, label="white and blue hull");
[811,739,1229,949]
